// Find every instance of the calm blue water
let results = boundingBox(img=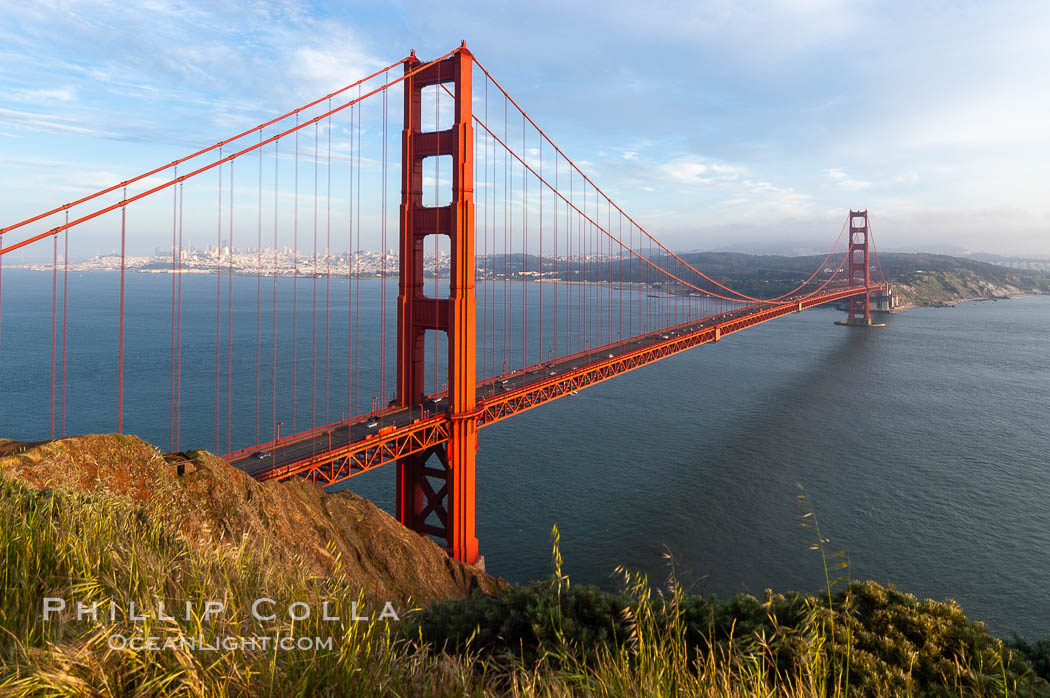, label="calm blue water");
[1,270,1047,638]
